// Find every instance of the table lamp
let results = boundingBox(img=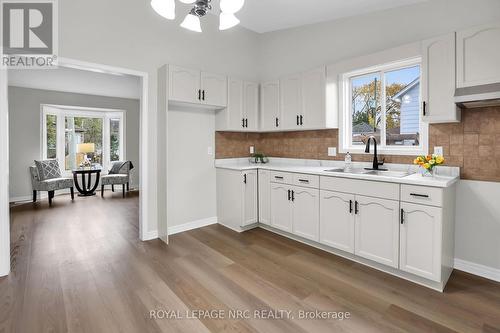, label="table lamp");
[77,143,95,166]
